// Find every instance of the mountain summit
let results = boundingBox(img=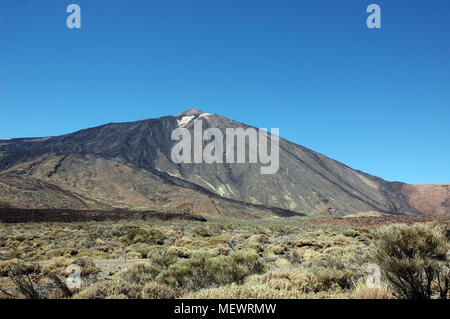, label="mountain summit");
[0,109,448,218]
[177,107,205,117]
